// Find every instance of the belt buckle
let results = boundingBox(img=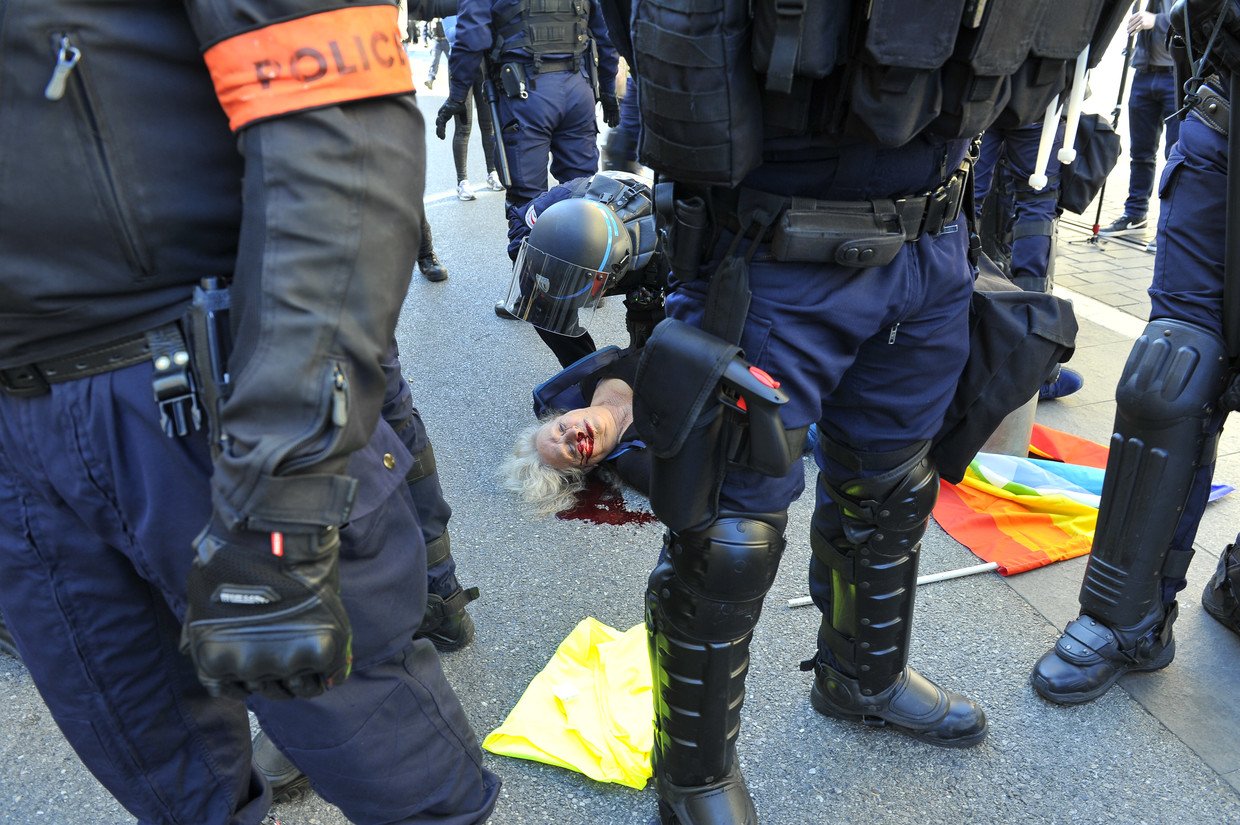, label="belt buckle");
[0,364,50,397]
